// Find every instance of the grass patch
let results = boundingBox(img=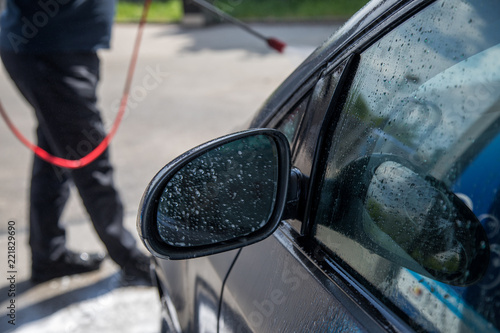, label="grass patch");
[116,0,370,23]
[116,0,183,23]
[226,0,370,21]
